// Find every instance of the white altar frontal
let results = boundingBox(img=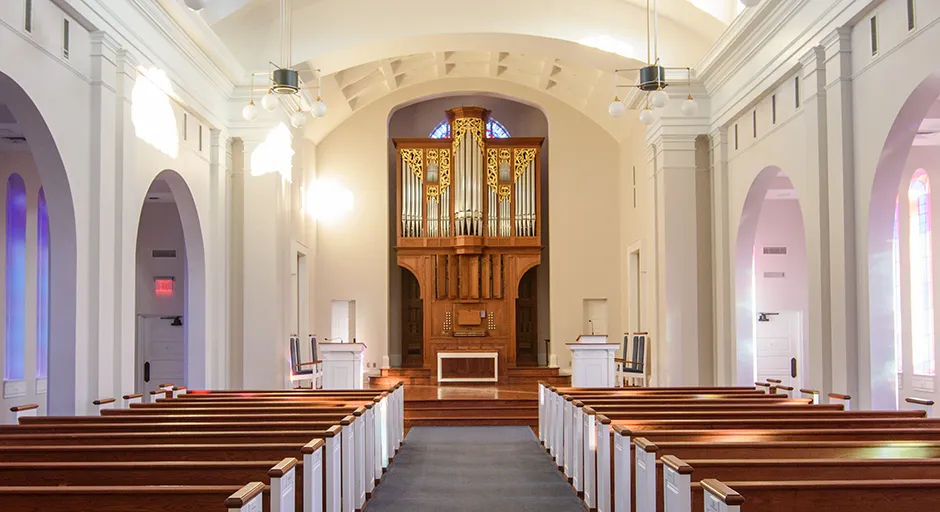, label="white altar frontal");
[567,335,619,387]
[319,342,367,389]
